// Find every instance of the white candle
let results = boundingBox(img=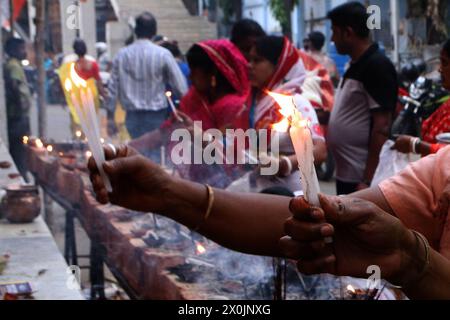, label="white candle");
[289,116,321,207]
[165,91,183,122]
[69,88,113,193]
[267,92,321,206]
